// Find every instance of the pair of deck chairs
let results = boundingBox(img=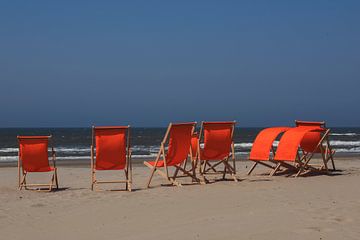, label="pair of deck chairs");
[247,120,336,177]
[17,126,132,191]
[144,121,237,187]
